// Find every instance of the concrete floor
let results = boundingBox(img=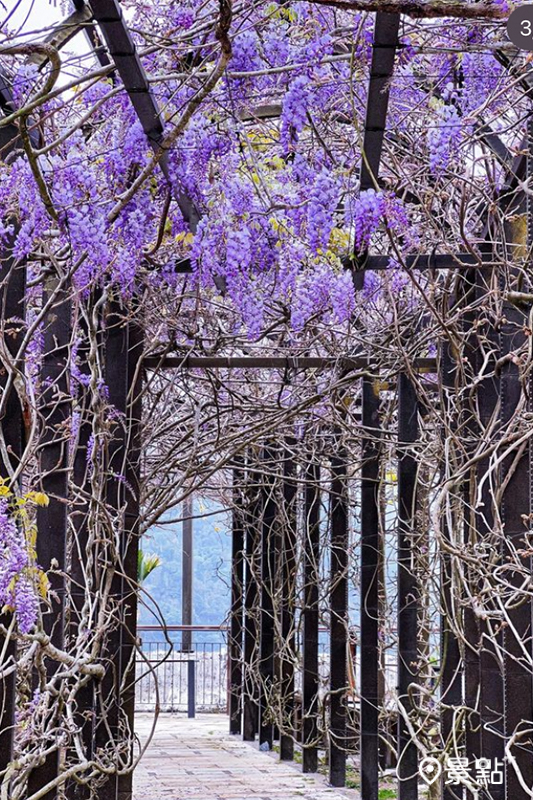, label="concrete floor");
[133,713,360,800]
